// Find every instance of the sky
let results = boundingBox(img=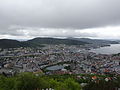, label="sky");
[0,0,120,40]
